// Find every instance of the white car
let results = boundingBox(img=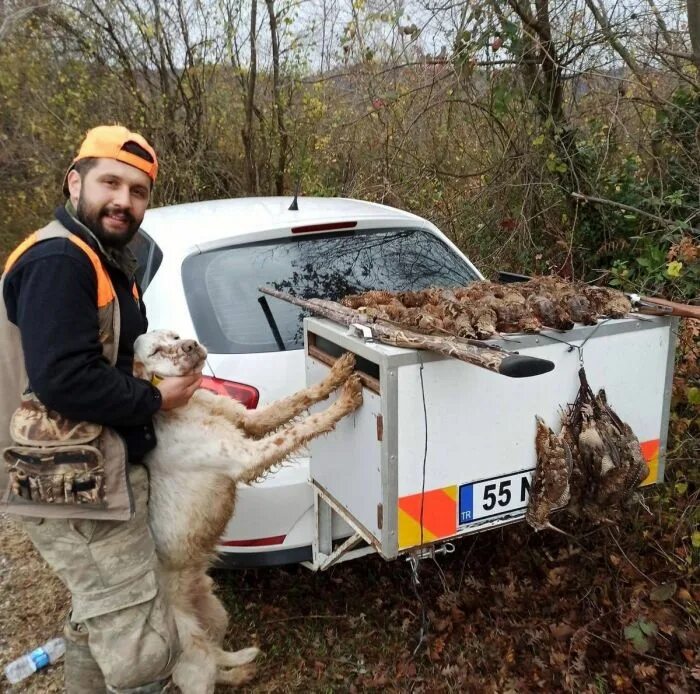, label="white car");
[132,196,482,566]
